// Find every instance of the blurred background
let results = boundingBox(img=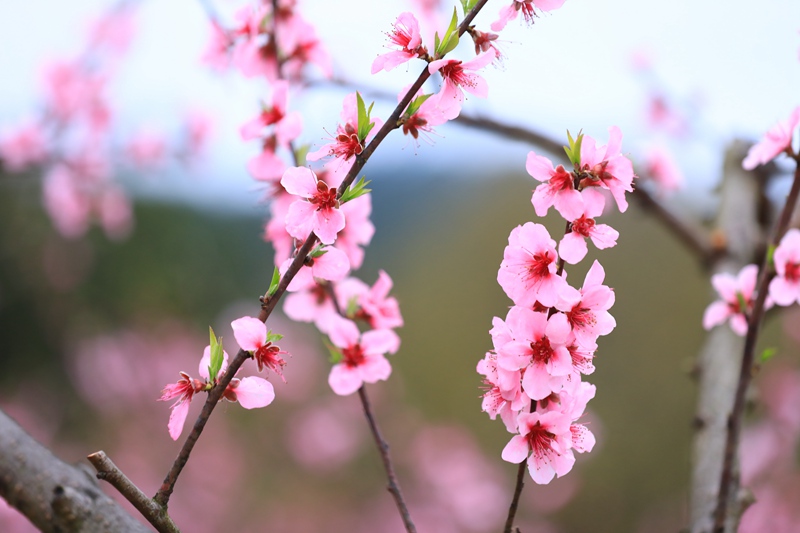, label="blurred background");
[1,0,800,532]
